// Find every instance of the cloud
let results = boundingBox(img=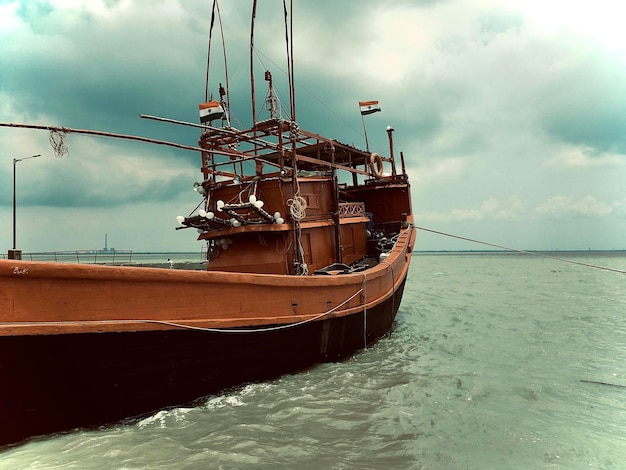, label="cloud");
[417,196,525,222]
[411,156,470,184]
[535,195,615,218]
[1,0,207,137]
[539,47,626,154]
[543,145,626,169]
[1,0,626,251]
